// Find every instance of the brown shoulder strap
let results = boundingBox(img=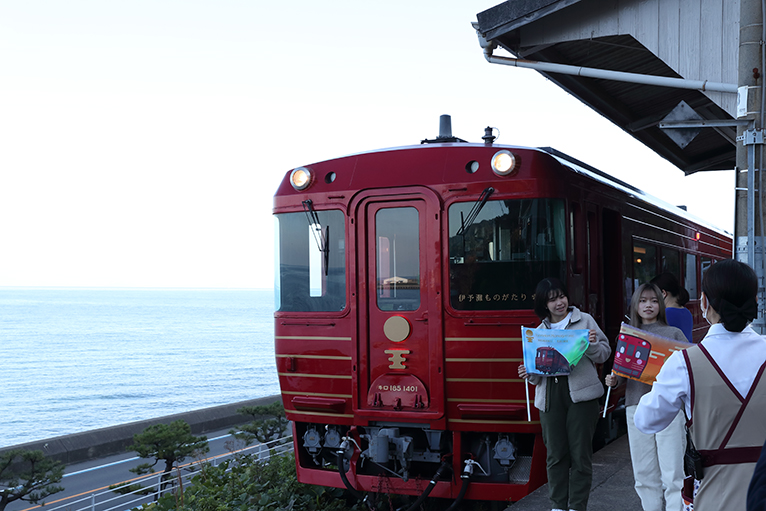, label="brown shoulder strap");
[718,358,766,450]
[682,348,695,427]
[699,344,744,403]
